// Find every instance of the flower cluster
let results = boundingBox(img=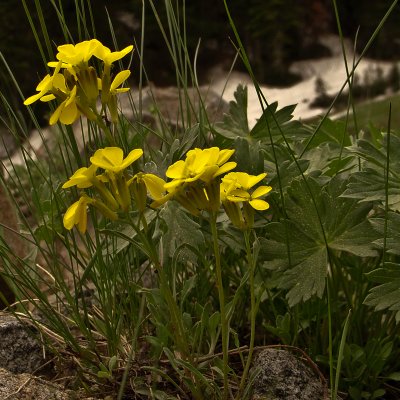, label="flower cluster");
[24,39,133,125]
[62,146,271,233]
[62,147,164,233]
[153,148,272,229]
[221,172,271,229]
